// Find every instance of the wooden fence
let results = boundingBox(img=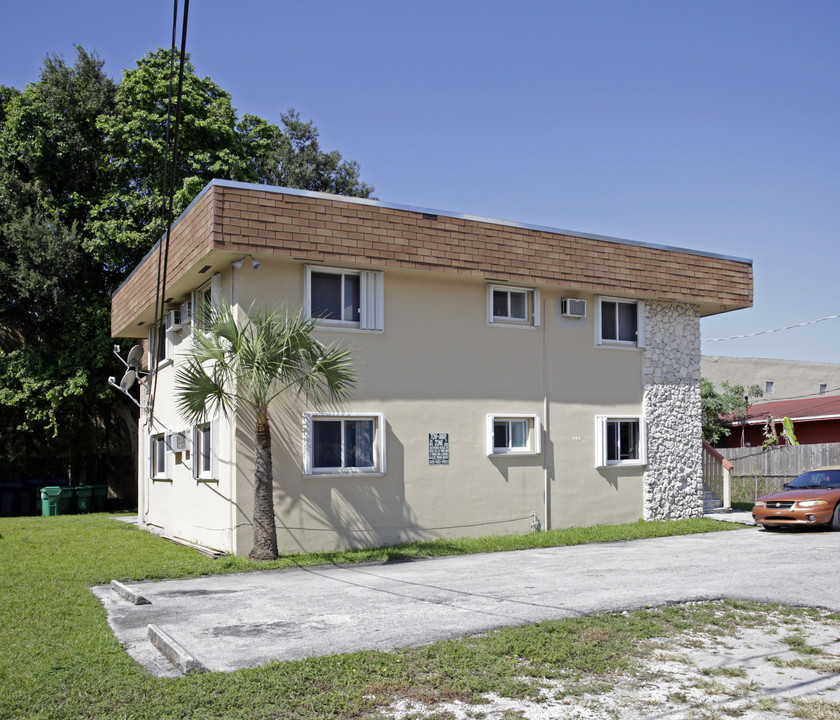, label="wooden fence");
[723,442,840,501]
